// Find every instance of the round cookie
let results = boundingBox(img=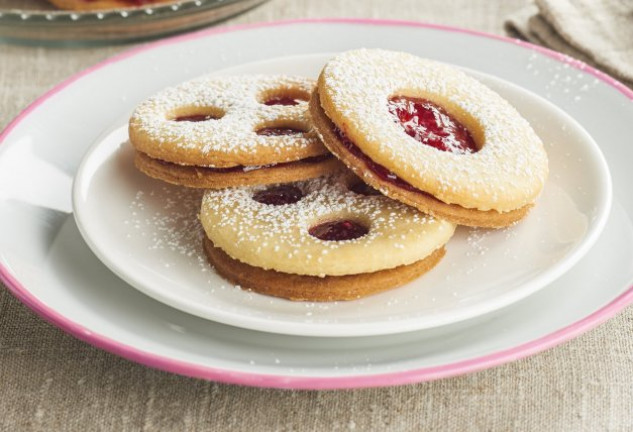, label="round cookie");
[310,49,549,228]
[129,75,340,188]
[46,0,174,10]
[199,174,456,301]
